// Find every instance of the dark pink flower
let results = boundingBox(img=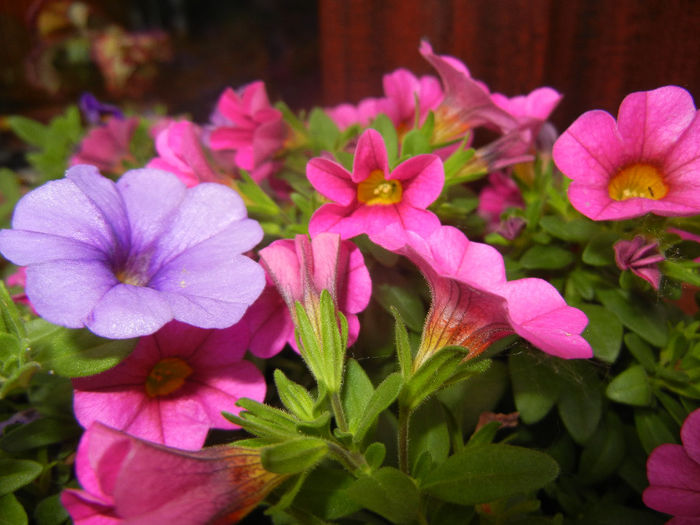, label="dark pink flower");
[644,408,700,523]
[308,128,444,248]
[61,422,285,524]
[477,171,524,230]
[614,235,665,290]
[253,233,371,353]
[553,86,700,221]
[72,321,265,450]
[70,117,138,174]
